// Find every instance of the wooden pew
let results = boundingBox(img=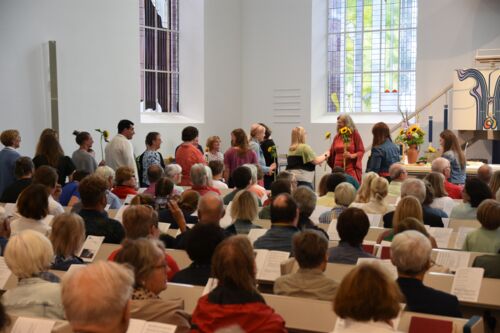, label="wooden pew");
[160,283,482,333]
